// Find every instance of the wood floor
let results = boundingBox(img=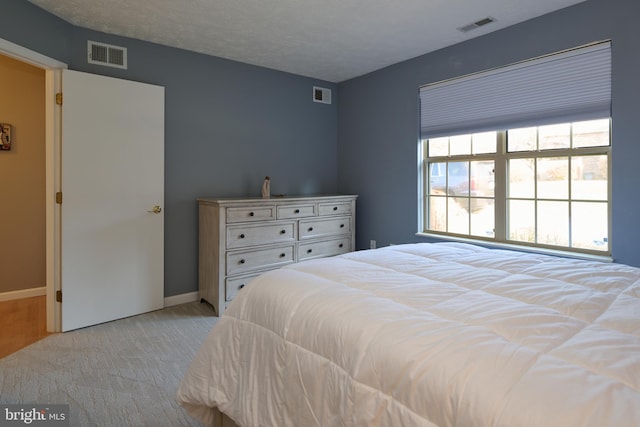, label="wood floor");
[0,295,49,359]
